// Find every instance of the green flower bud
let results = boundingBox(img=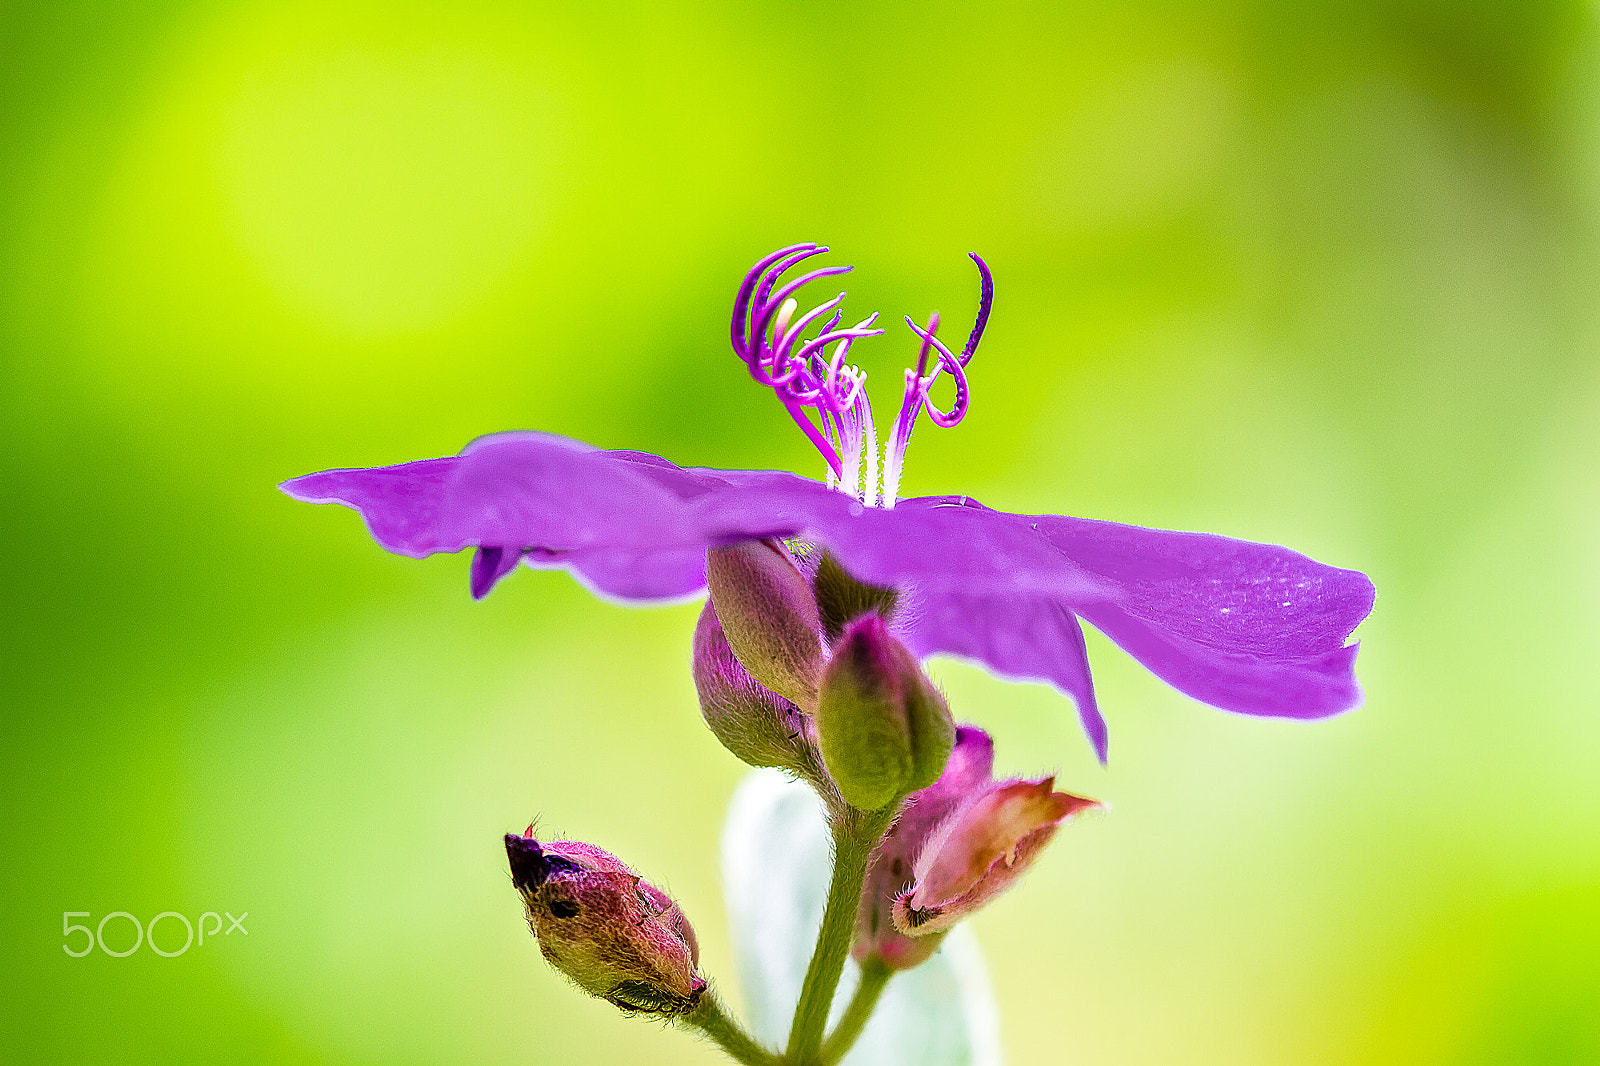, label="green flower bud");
[705,539,824,711]
[814,614,955,811]
[691,599,815,772]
